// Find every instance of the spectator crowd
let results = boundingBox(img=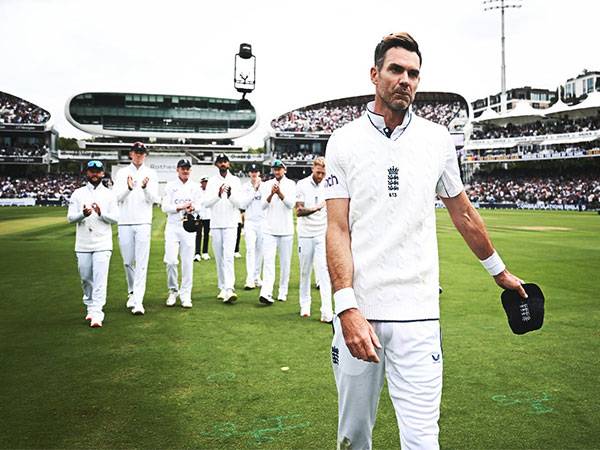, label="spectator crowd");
[0,174,84,203]
[465,170,600,209]
[0,144,49,159]
[471,115,600,140]
[271,100,466,133]
[0,92,50,125]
